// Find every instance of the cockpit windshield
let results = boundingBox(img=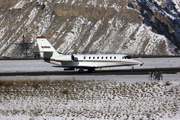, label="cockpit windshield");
[122,56,131,59]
